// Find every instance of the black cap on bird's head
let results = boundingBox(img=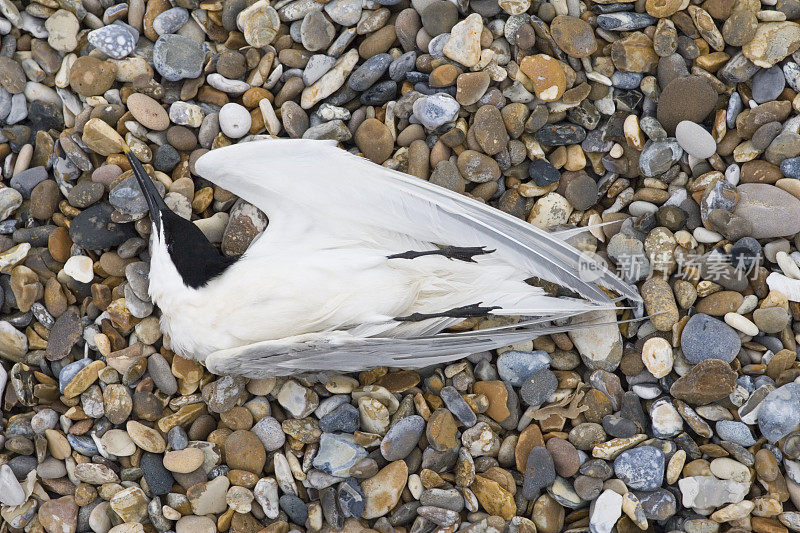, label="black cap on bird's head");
[123,146,237,289]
